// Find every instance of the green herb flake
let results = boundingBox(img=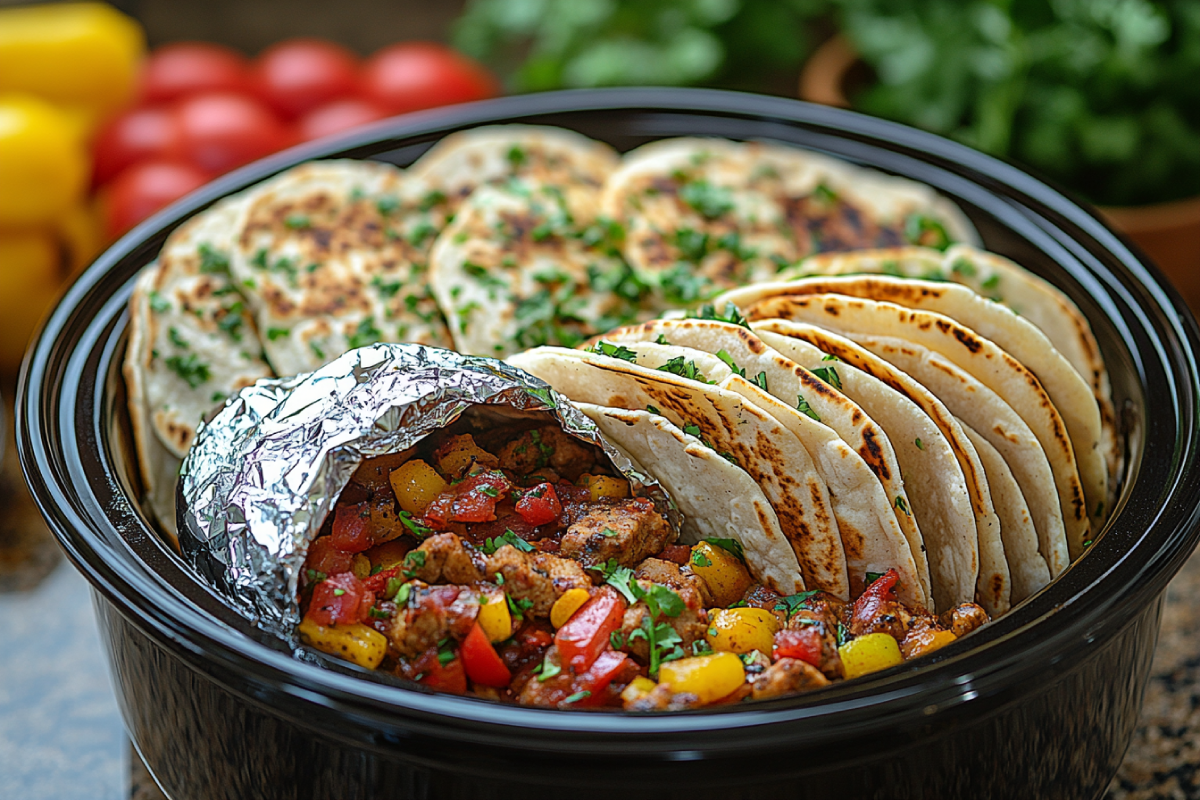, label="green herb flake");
[536,654,561,682]
[347,317,383,350]
[657,356,709,383]
[702,538,746,563]
[562,690,591,705]
[148,291,171,314]
[165,354,211,388]
[894,495,911,515]
[587,340,638,362]
[752,371,768,391]
[679,179,734,219]
[284,214,311,229]
[811,366,842,390]
[197,243,231,275]
[376,196,400,216]
[646,404,661,415]
[483,529,535,555]
[690,550,712,568]
[796,394,820,422]
[774,590,820,618]
[168,327,189,350]
[402,550,428,578]
[687,302,751,330]
[714,349,745,377]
